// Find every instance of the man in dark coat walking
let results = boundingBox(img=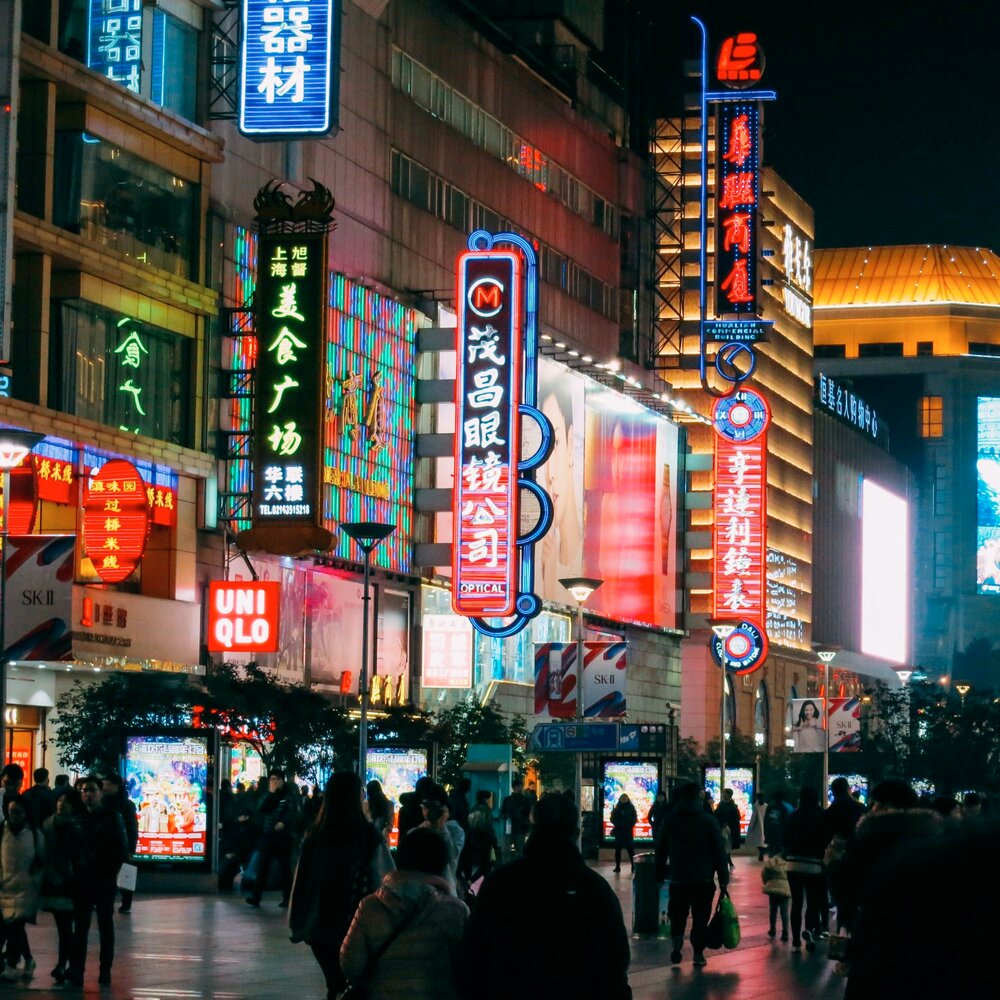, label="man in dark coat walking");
[714,788,742,870]
[246,768,300,908]
[101,774,138,912]
[458,793,631,1000]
